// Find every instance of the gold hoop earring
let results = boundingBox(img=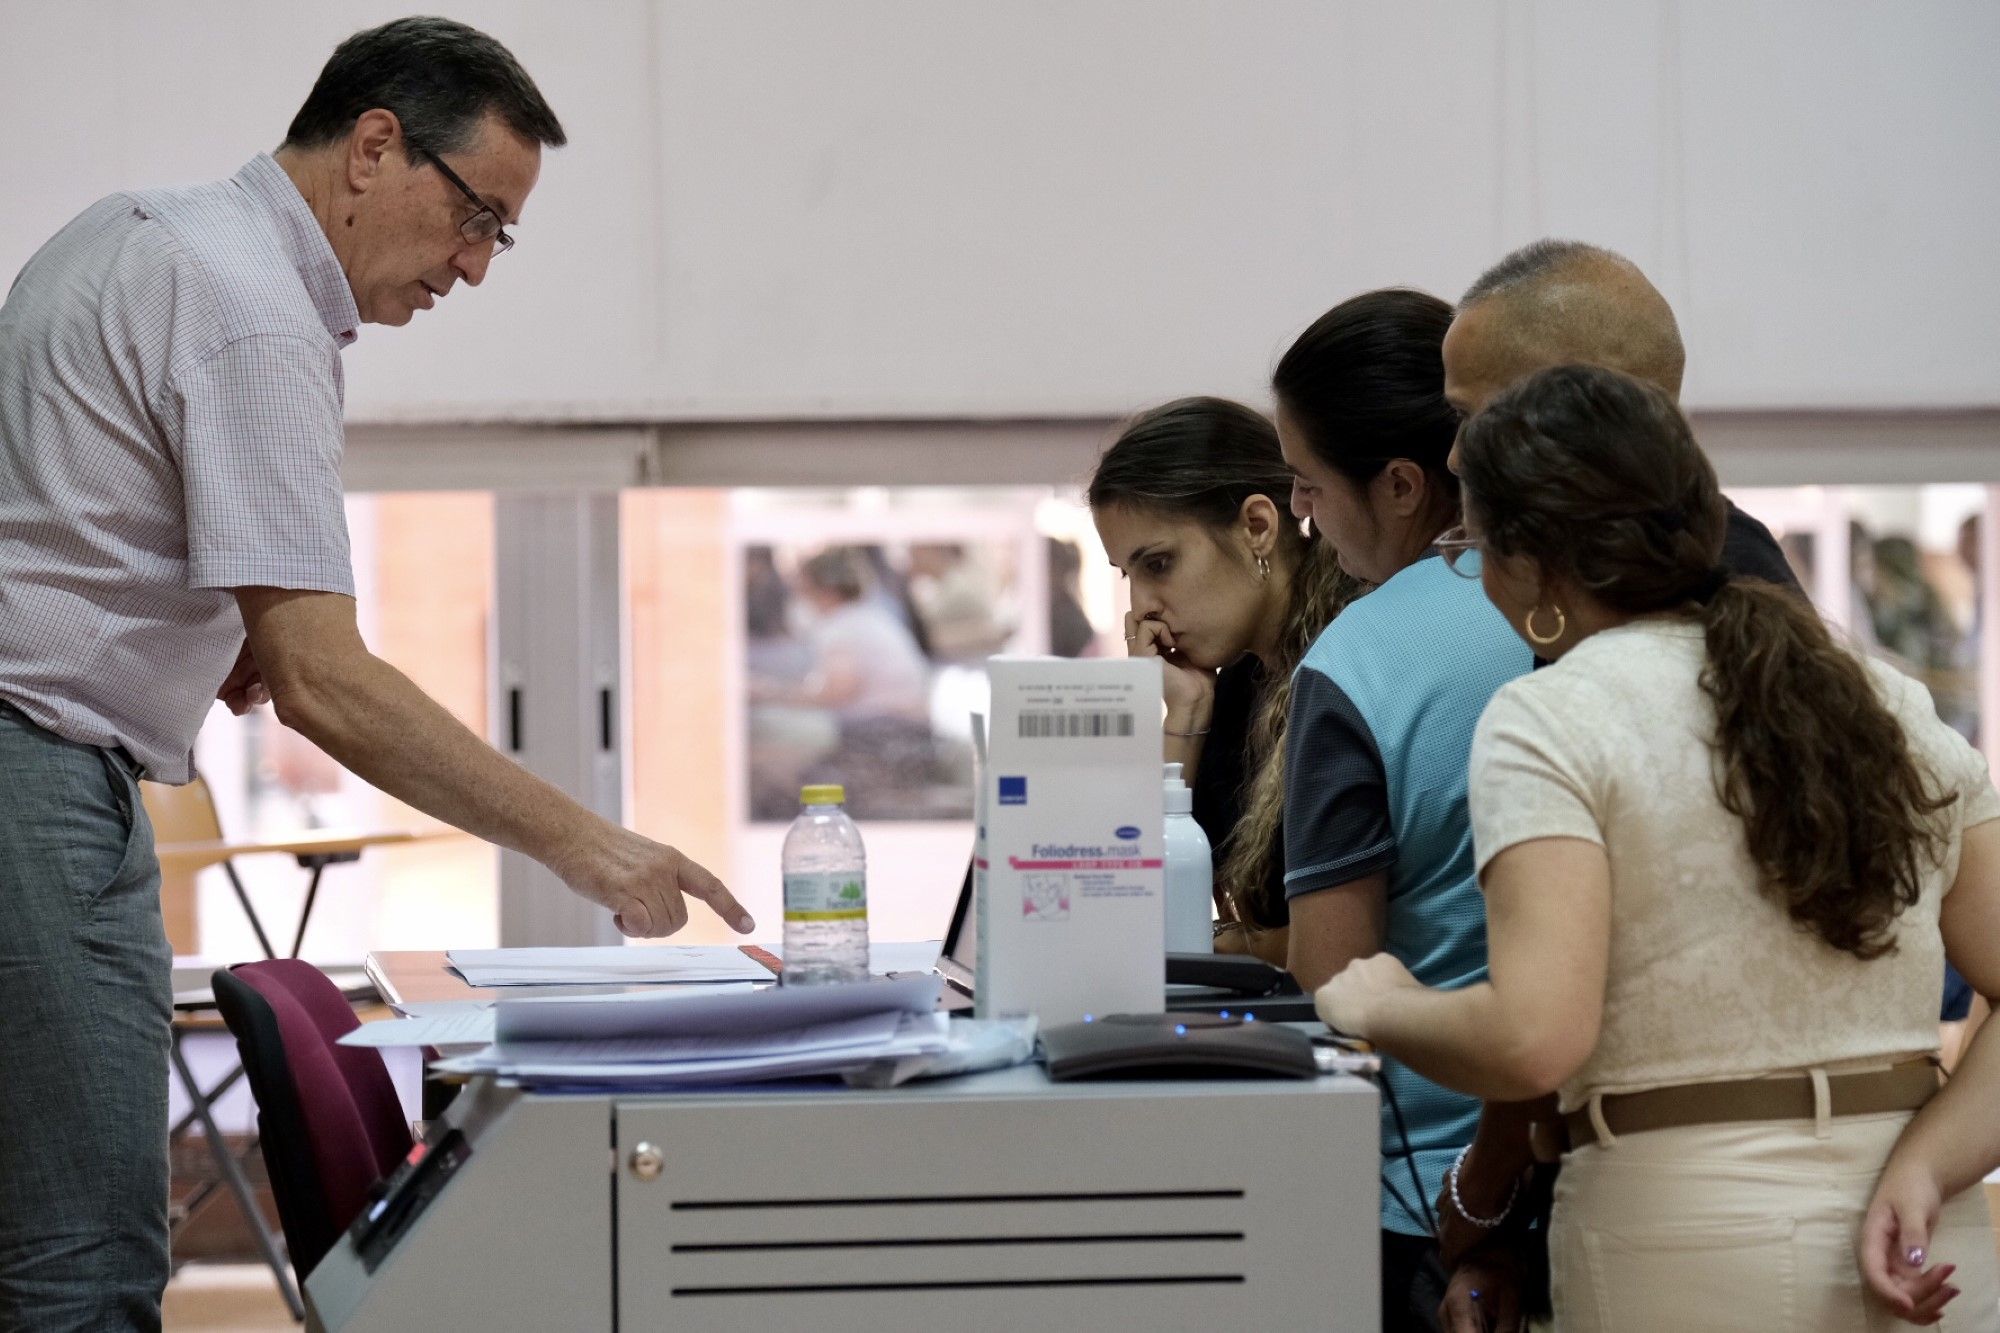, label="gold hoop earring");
[1523,604,1567,646]
[1255,555,1271,581]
